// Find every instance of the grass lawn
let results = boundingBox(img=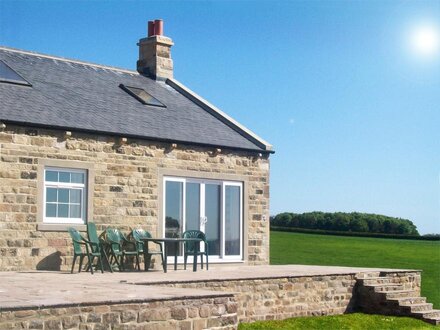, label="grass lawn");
[270,231,440,309]
[240,231,440,329]
[238,313,436,329]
